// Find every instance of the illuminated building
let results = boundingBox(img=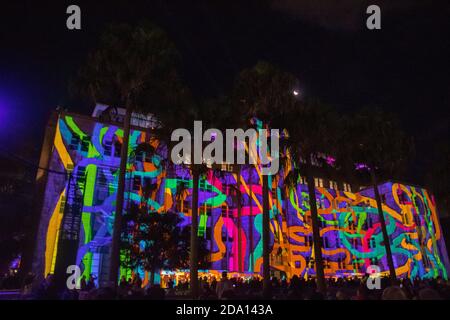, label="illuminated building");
[31,108,450,287]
